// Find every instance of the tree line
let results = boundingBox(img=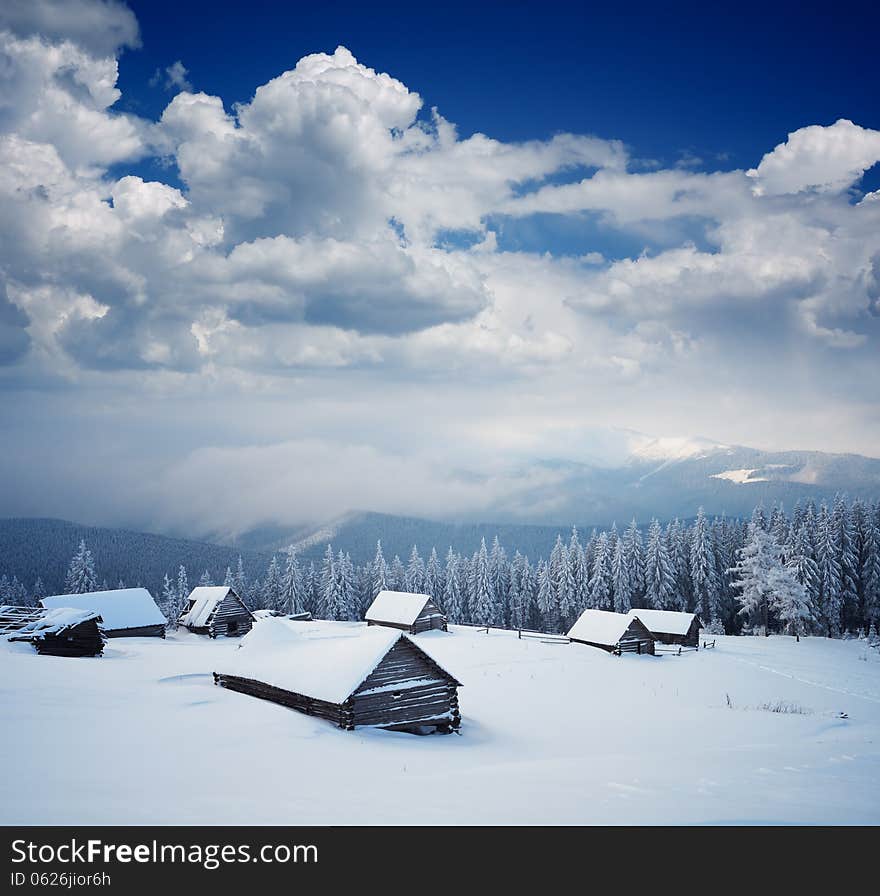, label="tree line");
[3,496,879,638]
